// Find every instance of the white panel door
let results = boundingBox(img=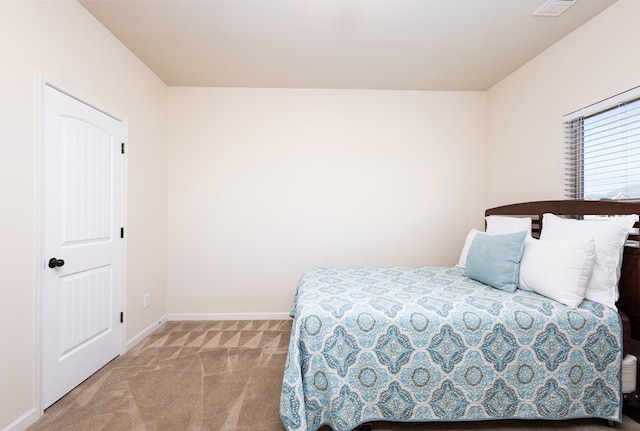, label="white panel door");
[43,85,124,408]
